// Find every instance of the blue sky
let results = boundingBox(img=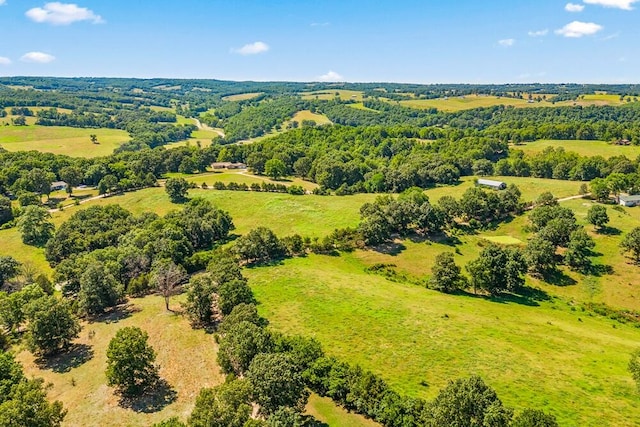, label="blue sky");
[0,0,638,83]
